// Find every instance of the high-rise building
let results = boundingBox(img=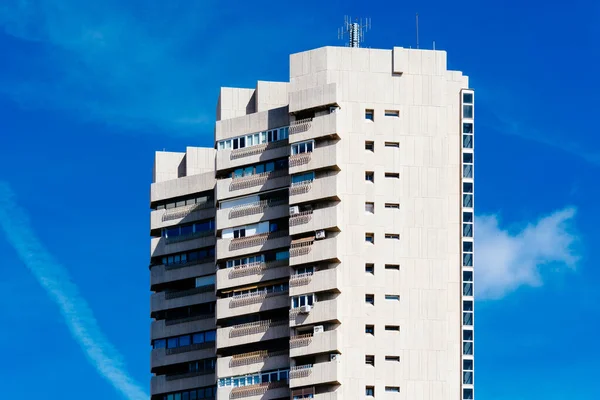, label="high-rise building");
[149,45,475,400]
